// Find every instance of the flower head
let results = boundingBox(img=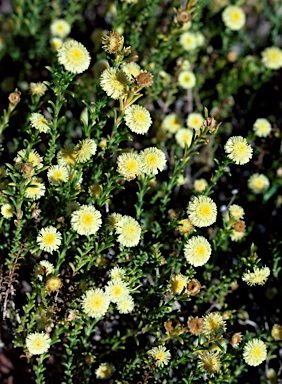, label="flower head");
[194,178,208,193]
[177,218,194,234]
[105,279,130,303]
[179,31,197,51]
[30,112,50,133]
[58,39,91,74]
[46,276,63,292]
[95,362,115,379]
[36,260,54,279]
[71,204,102,236]
[222,5,246,31]
[37,226,62,253]
[162,113,183,134]
[261,47,282,70]
[248,173,270,194]
[139,147,166,175]
[148,346,171,368]
[24,177,45,200]
[115,215,141,247]
[117,151,142,181]
[228,204,244,220]
[230,332,243,348]
[187,195,217,227]
[47,165,69,185]
[271,324,282,341]
[243,339,267,366]
[178,70,196,89]
[184,236,212,267]
[124,105,152,134]
[186,112,204,131]
[224,136,253,165]
[29,82,48,97]
[109,266,126,280]
[50,19,71,38]
[136,71,154,88]
[82,288,110,318]
[26,332,51,355]
[74,138,97,163]
[100,67,129,99]
[242,266,270,286]
[168,274,188,295]
[121,62,141,81]
[1,203,14,218]
[116,295,135,314]
[198,351,221,377]
[202,312,226,336]
[175,128,193,148]
[50,37,63,51]
[102,30,124,54]
[186,278,201,296]
[188,316,203,335]
[57,143,76,166]
[253,118,272,138]
[14,149,43,172]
